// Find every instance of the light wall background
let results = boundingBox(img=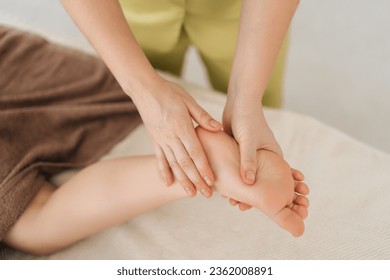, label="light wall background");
[1,0,389,153]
